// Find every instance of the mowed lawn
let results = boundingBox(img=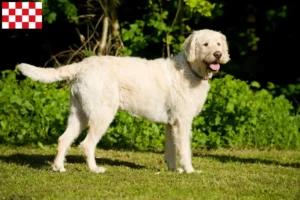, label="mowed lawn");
[0,145,299,200]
